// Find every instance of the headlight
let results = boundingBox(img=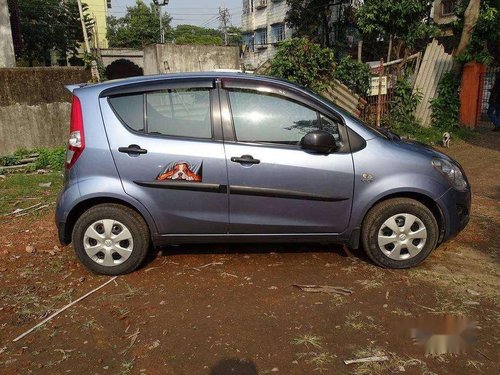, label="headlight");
[432,158,468,191]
